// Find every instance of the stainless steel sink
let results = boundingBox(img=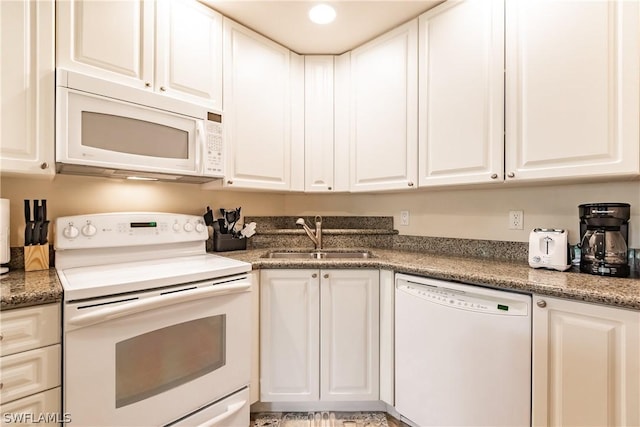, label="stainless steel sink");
[262,250,374,259]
